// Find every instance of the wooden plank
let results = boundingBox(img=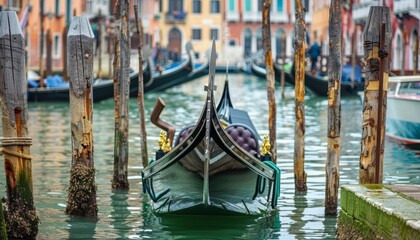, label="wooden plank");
[0,11,39,239]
